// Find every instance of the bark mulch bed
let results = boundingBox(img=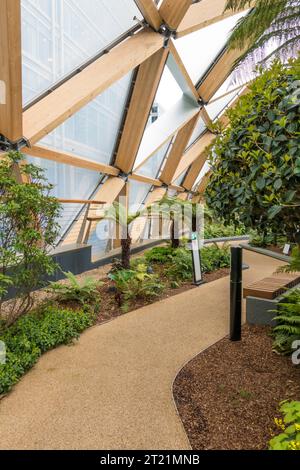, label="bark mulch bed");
[96,268,230,324]
[173,325,300,450]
